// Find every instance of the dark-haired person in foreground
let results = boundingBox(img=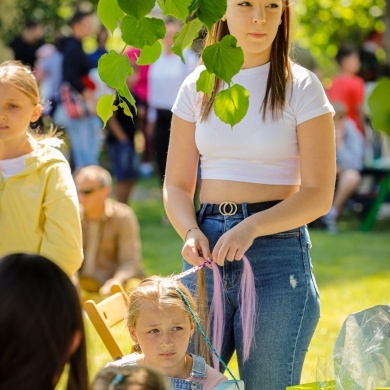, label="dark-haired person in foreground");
[0,253,89,390]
